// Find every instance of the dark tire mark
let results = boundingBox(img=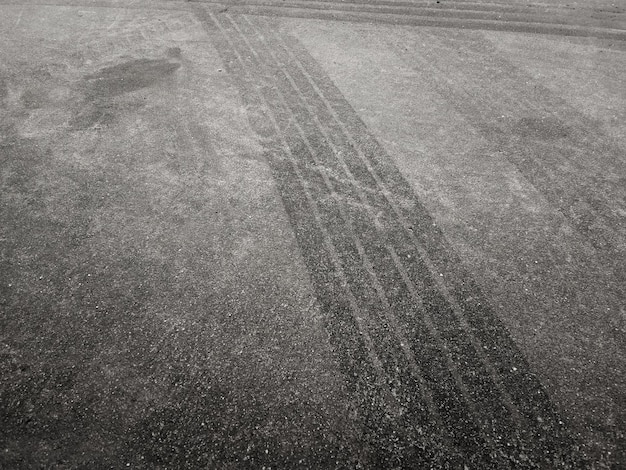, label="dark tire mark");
[195,5,588,467]
[280,21,588,462]
[235,13,521,467]
[193,7,458,467]
[192,0,626,41]
[268,17,587,468]
[196,0,626,31]
[229,11,511,467]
